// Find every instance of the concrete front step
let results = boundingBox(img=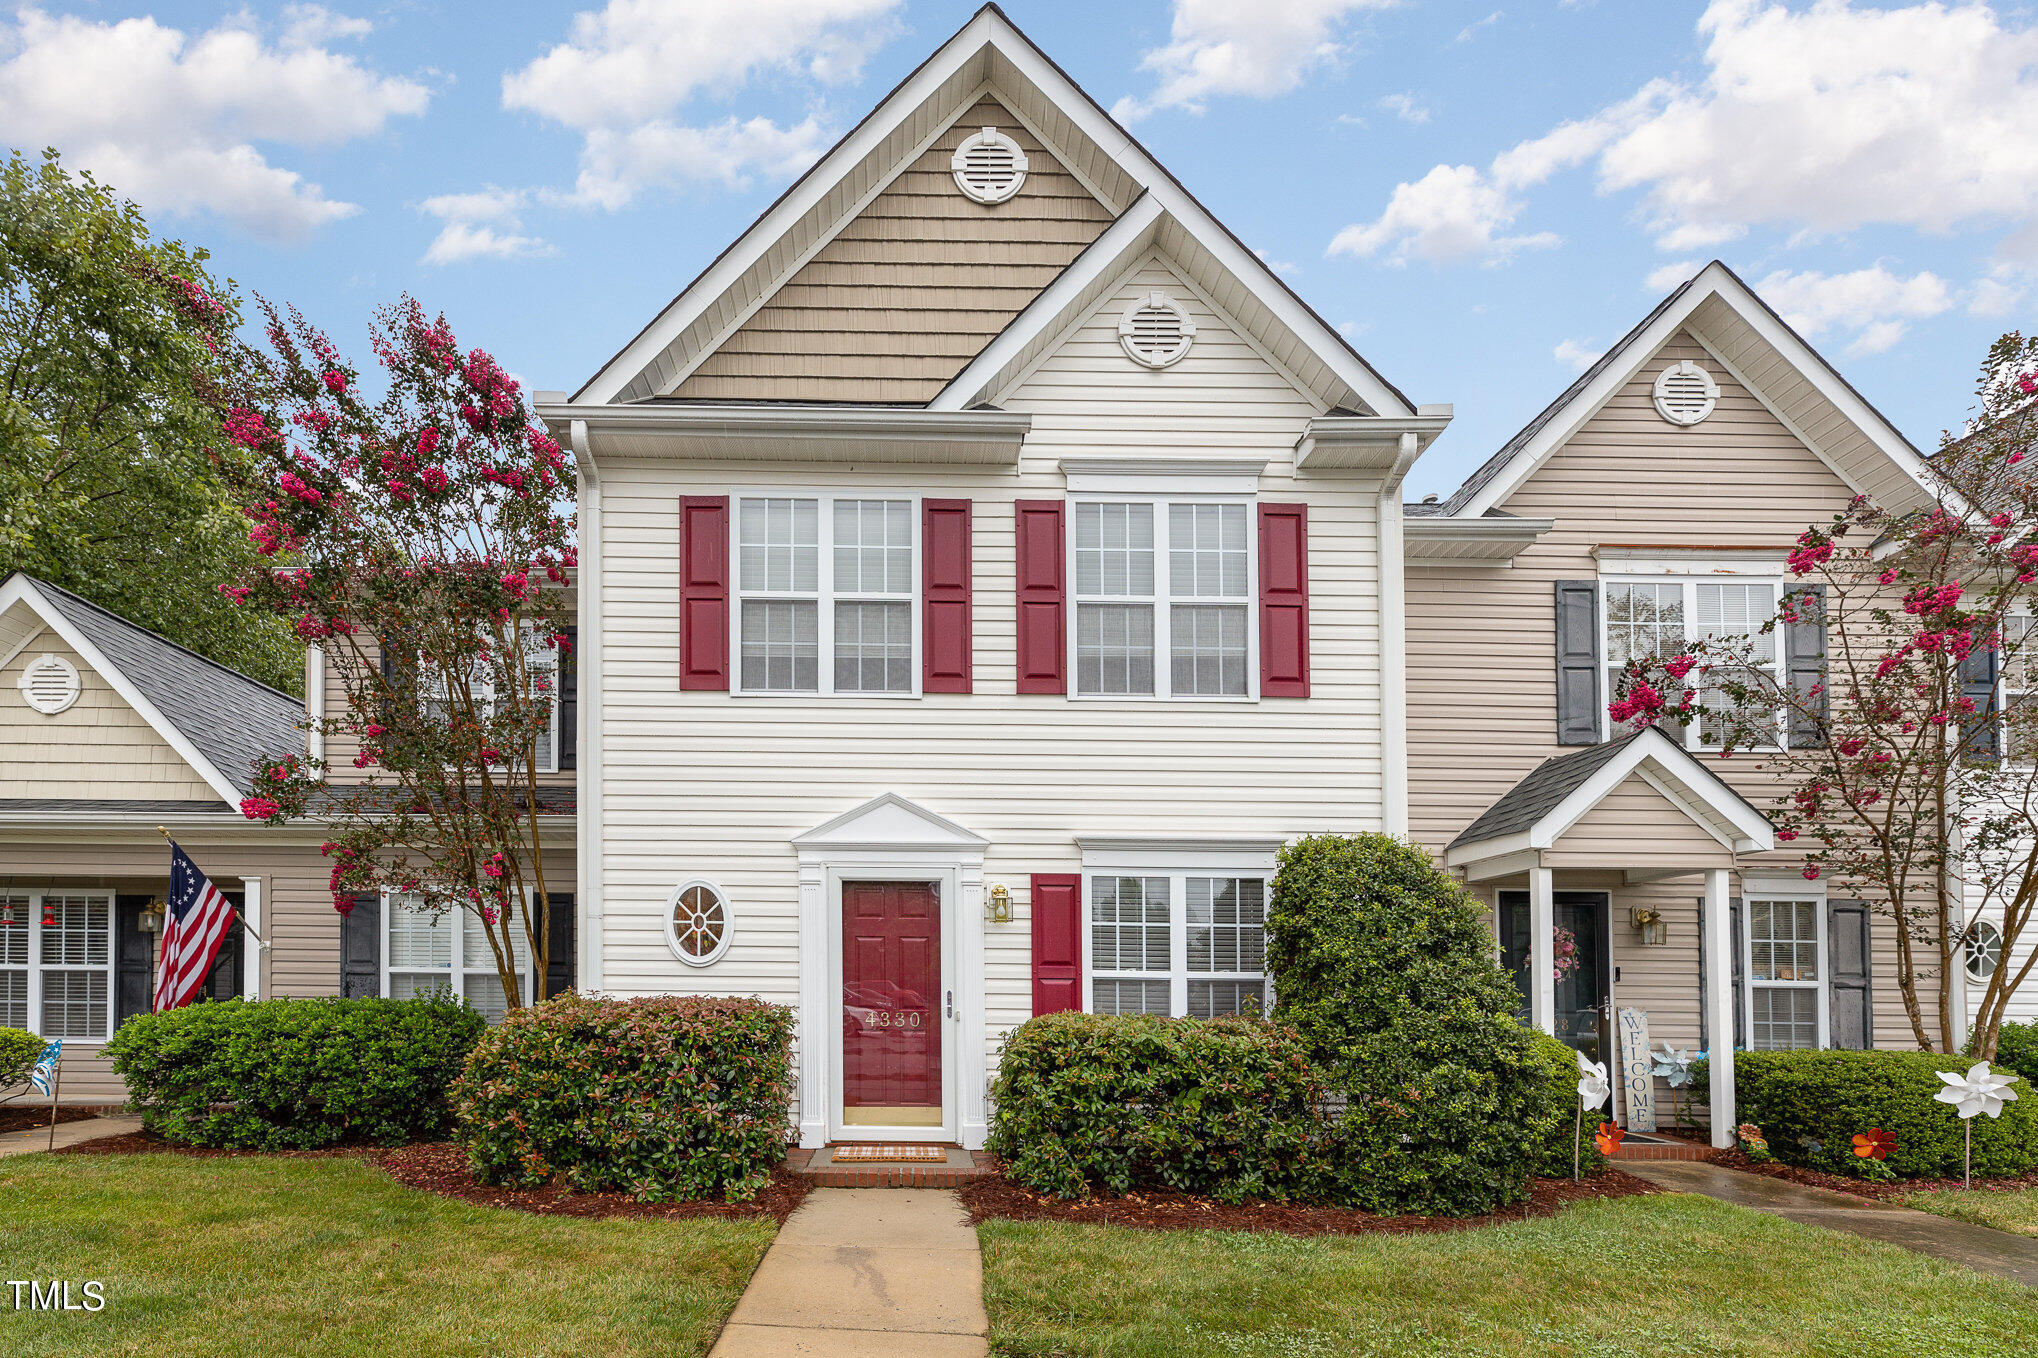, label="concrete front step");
[789,1146,992,1188]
